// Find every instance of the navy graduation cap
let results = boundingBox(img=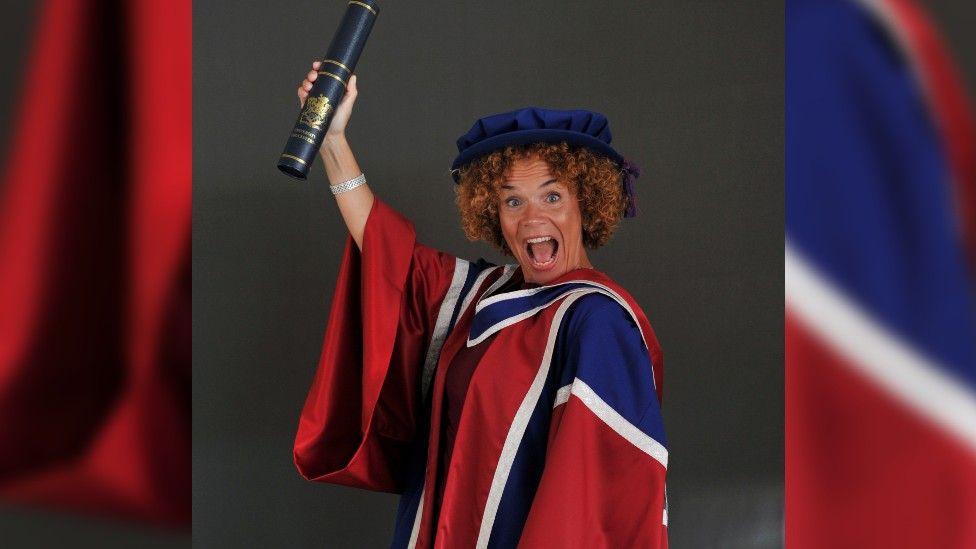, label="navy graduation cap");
[450,106,641,217]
